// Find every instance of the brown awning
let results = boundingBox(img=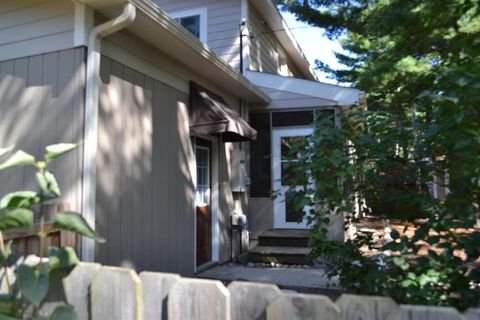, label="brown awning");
[189,82,257,142]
